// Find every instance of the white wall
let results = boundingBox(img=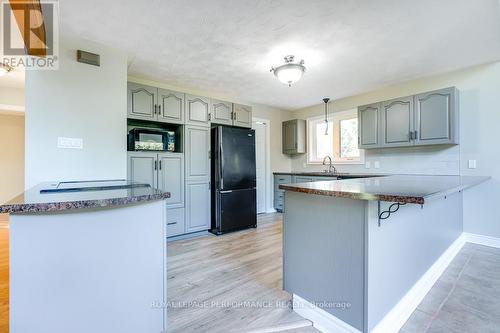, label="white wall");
[291,61,500,238]
[25,38,128,188]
